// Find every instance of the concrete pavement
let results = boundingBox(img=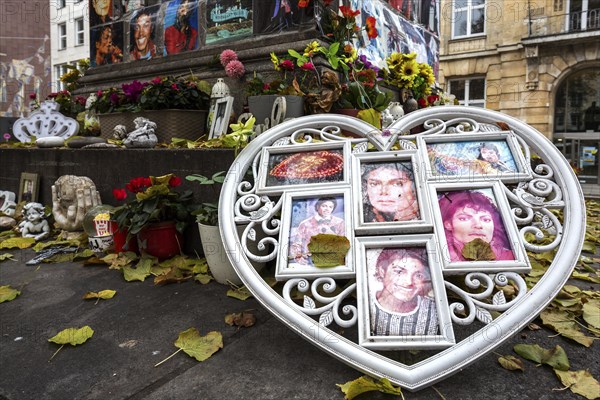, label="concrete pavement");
[0,248,597,400]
